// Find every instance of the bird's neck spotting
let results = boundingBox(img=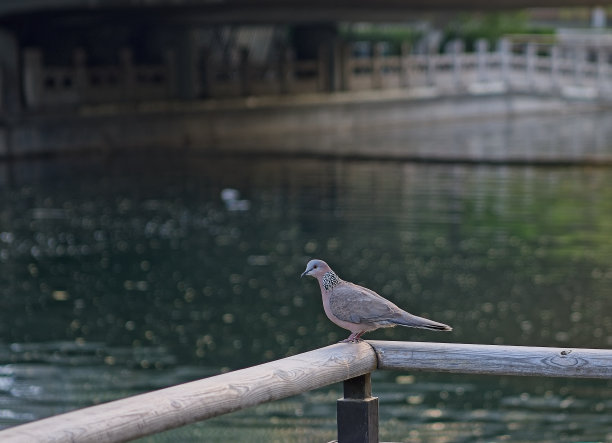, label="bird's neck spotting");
[322,271,340,290]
